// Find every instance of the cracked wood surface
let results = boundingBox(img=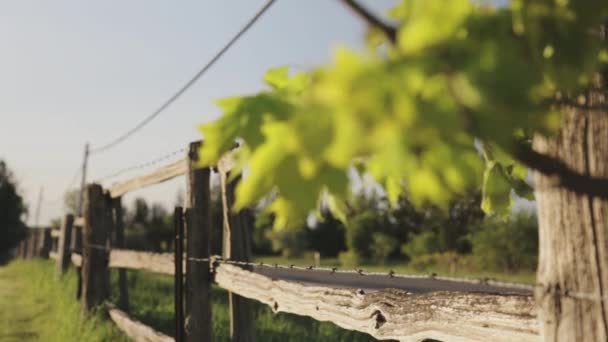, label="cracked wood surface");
[215,264,539,342]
